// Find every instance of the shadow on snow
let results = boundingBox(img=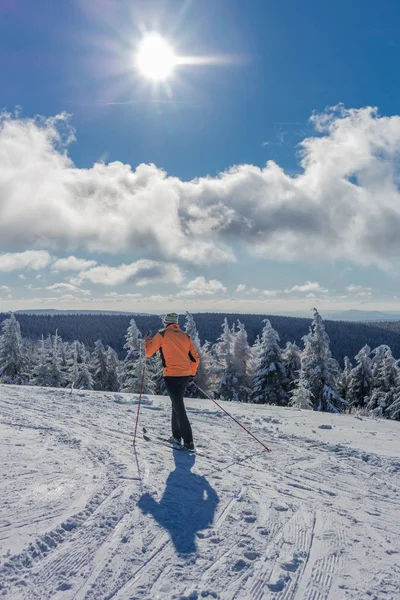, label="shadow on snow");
[138,450,219,555]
